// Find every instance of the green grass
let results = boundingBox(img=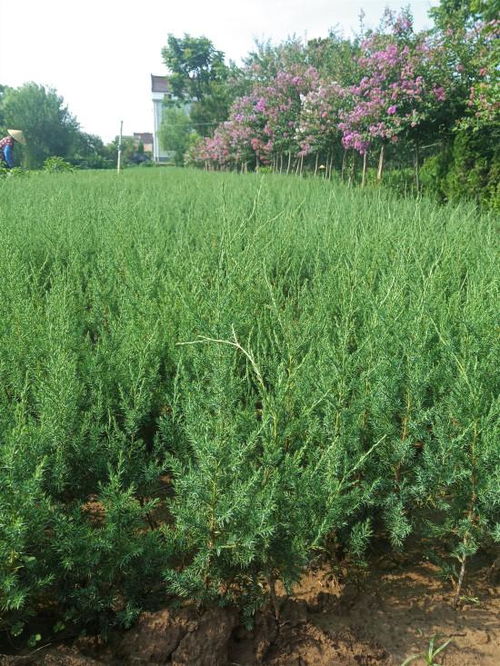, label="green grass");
[0,168,498,636]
